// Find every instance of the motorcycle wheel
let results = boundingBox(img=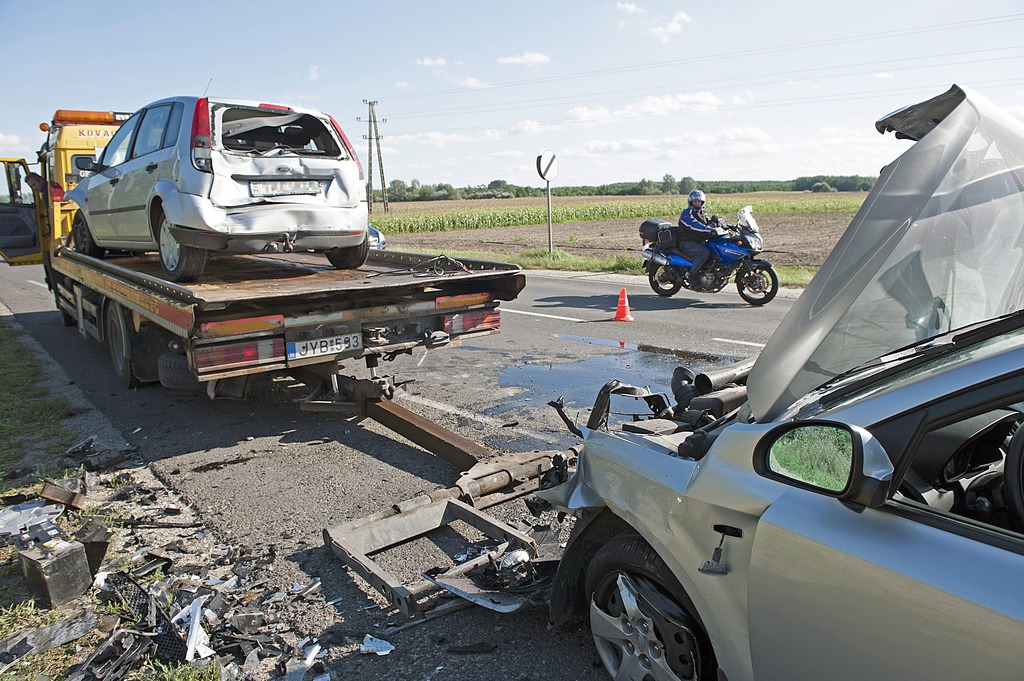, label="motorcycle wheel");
[648,265,683,297]
[736,265,779,305]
